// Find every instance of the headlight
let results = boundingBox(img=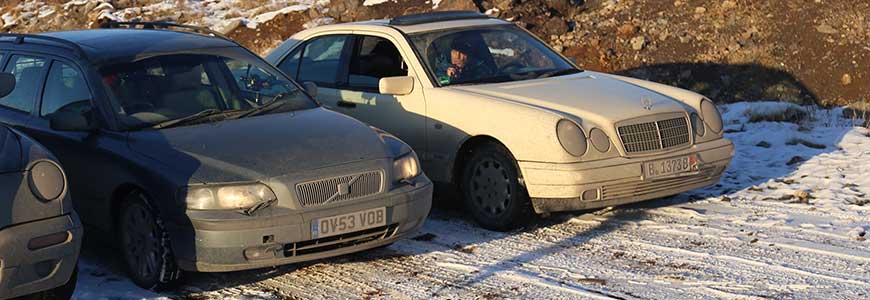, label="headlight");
[393,152,421,183]
[557,119,587,156]
[28,160,65,201]
[184,183,277,210]
[700,99,723,133]
[589,128,611,153]
[690,112,705,137]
